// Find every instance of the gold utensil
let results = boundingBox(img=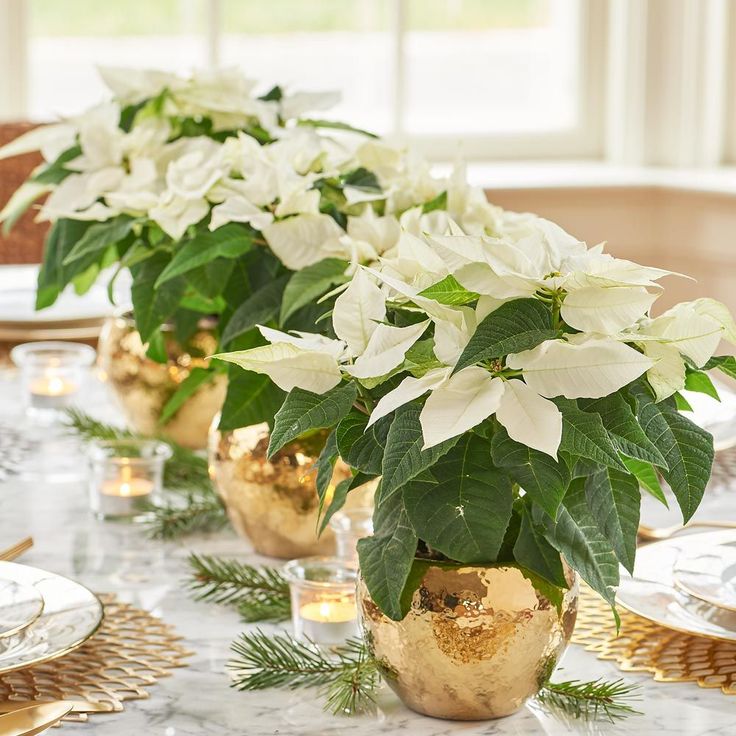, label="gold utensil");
[0,702,73,735]
[638,520,736,542]
[0,700,113,714]
[0,537,33,562]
